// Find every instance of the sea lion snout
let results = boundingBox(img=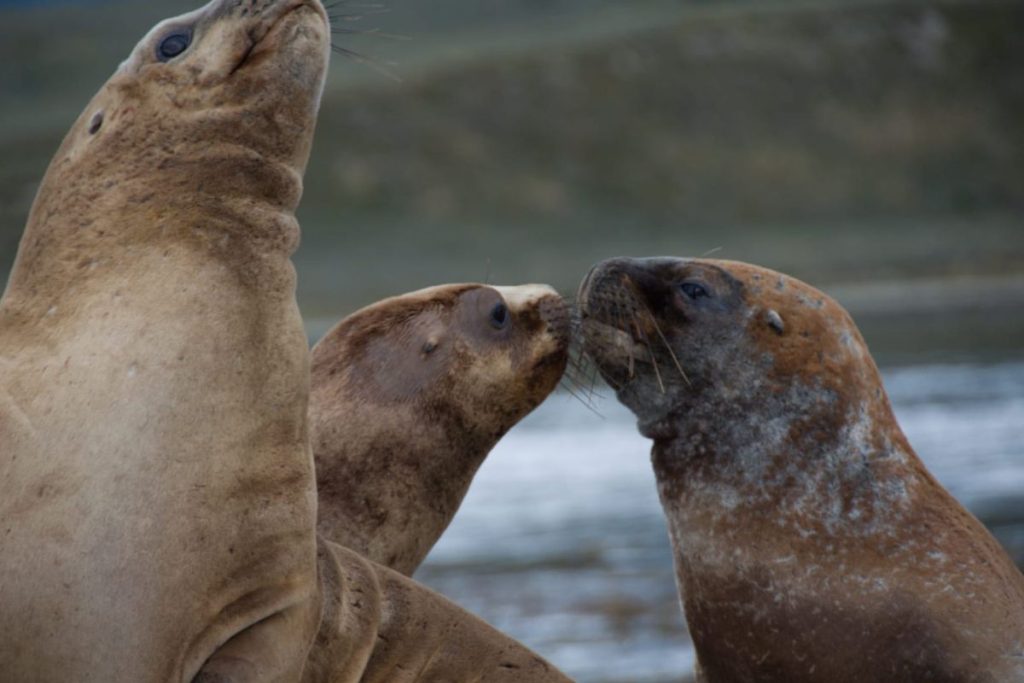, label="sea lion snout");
[125,0,328,90]
[537,293,571,347]
[578,257,702,400]
[497,284,570,349]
